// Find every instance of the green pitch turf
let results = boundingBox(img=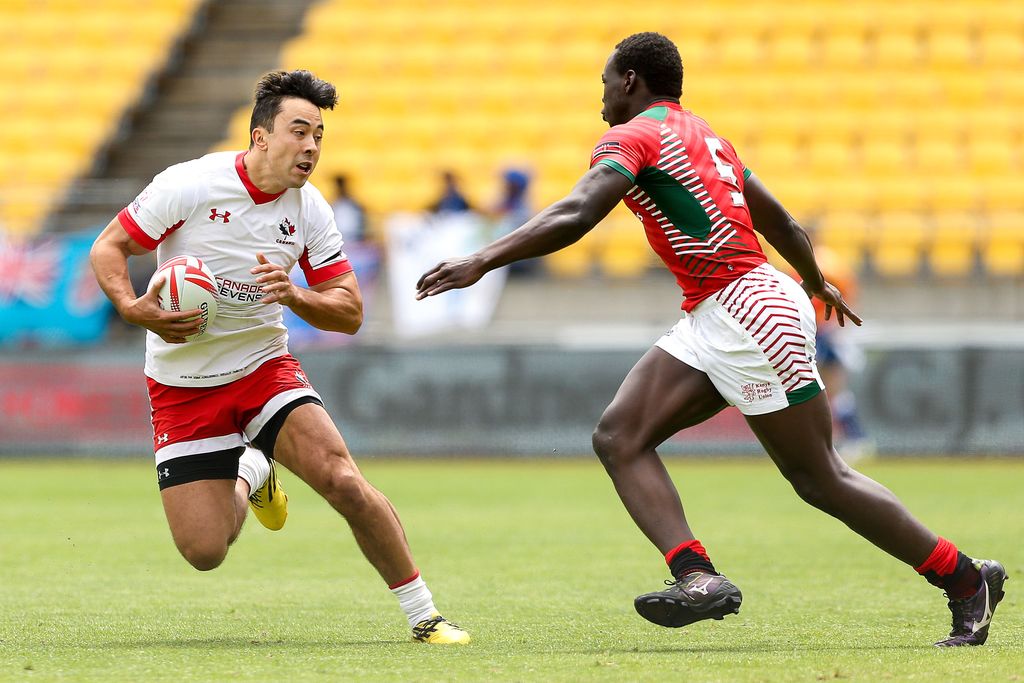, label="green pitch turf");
[0,457,1020,682]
